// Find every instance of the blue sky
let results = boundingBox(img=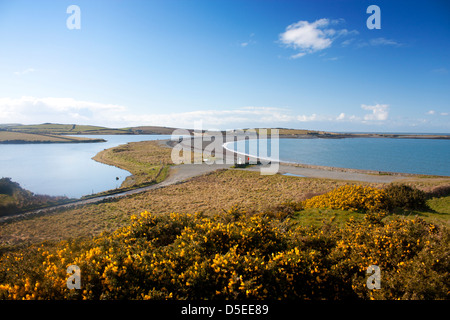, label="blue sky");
[0,0,449,132]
